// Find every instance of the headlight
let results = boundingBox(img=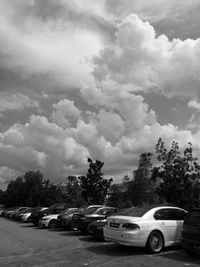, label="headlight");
[122,223,140,230]
[97,219,107,223]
